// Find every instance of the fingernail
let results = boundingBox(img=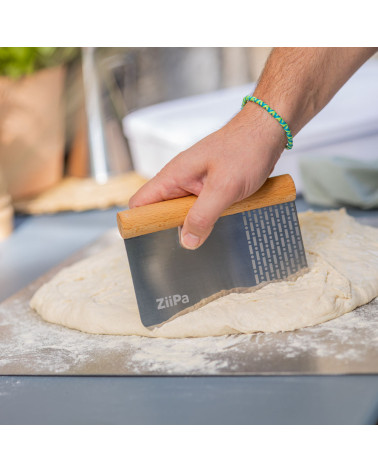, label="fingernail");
[182,232,200,249]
